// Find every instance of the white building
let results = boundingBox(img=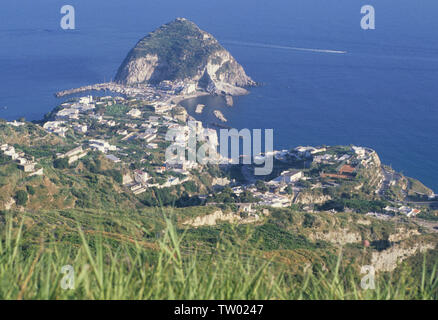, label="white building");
[8,120,25,127]
[89,139,116,153]
[105,154,121,163]
[149,116,160,126]
[385,205,421,218]
[271,170,303,184]
[90,114,103,121]
[61,146,87,164]
[127,108,142,118]
[352,146,366,158]
[125,123,138,129]
[43,121,68,137]
[63,146,83,158]
[117,129,129,136]
[399,206,421,218]
[74,124,88,134]
[163,176,181,187]
[313,154,335,164]
[274,150,289,162]
[146,143,158,149]
[137,132,157,143]
[18,162,35,172]
[153,103,173,114]
[43,121,64,131]
[2,145,22,160]
[182,83,197,95]
[295,146,326,157]
[134,170,149,185]
[56,108,79,120]
[53,127,68,137]
[283,171,301,184]
[338,154,351,162]
[79,95,93,105]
